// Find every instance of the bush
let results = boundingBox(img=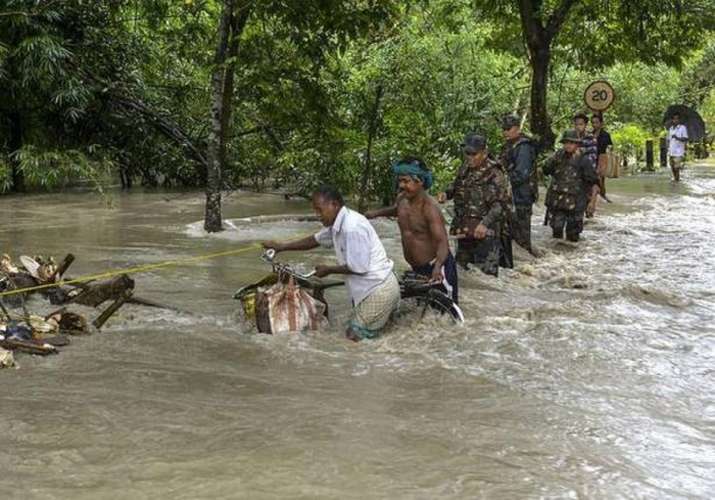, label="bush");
[611,123,651,167]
